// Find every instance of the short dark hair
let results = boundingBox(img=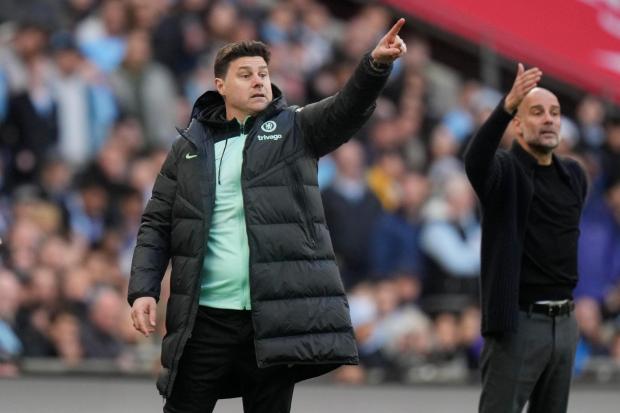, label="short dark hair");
[213,41,271,78]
